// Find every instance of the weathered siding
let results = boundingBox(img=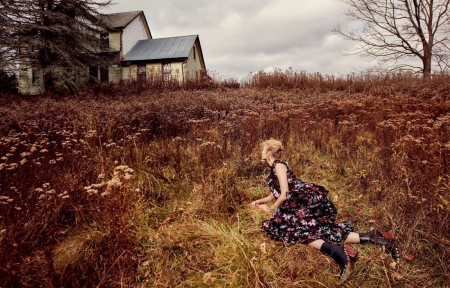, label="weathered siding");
[121,67,130,80]
[76,68,90,84]
[18,68,44,95]
[184,42,203,79]
[109,66,122,83]
[123,15,150,56]
[109,31,122,54]
[170,62,183,82]
[127,65,138,80]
